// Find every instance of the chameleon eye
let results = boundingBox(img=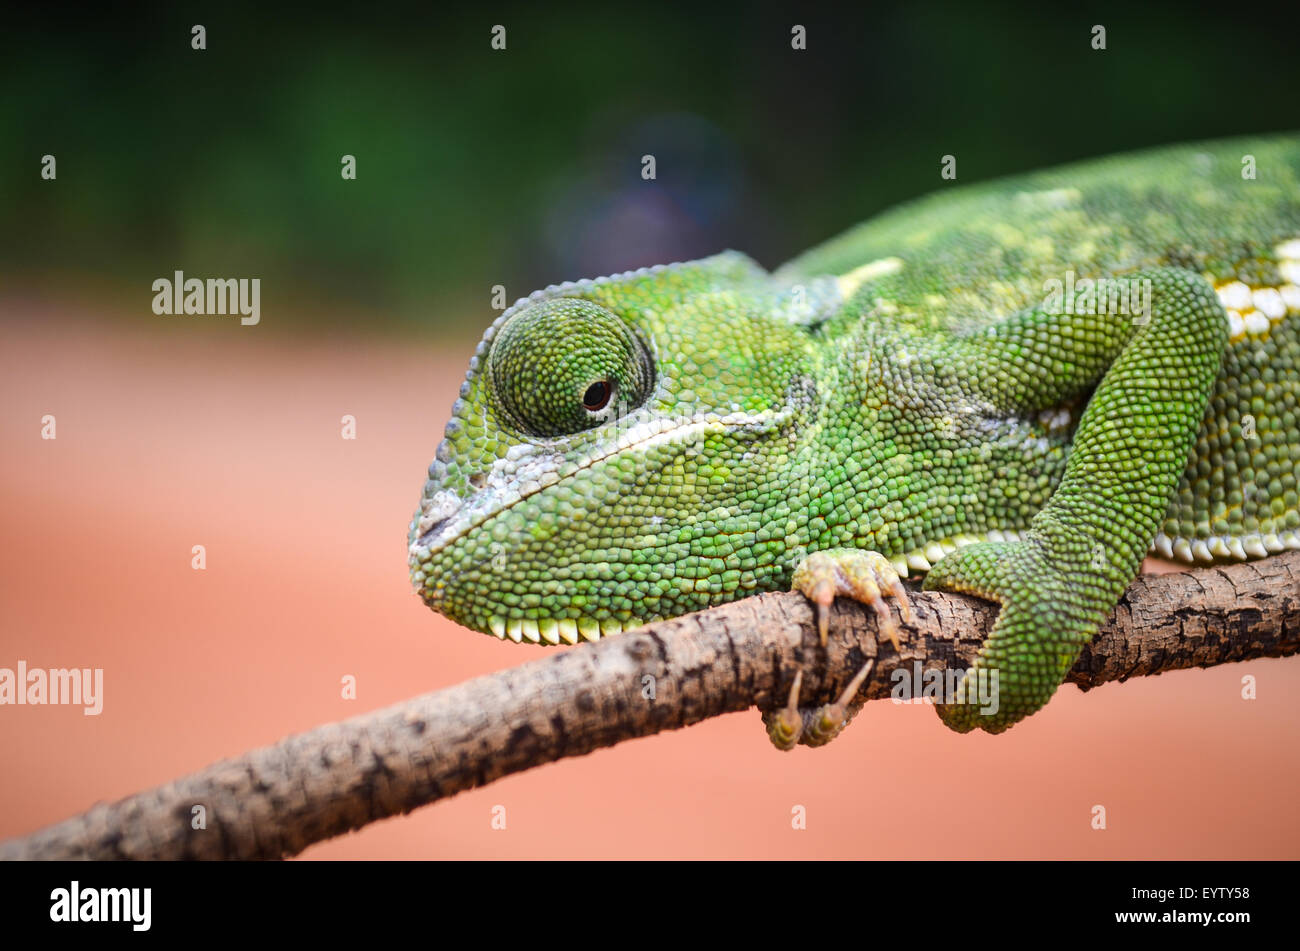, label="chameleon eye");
[488,298,653,438]
[582,379,613,412]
